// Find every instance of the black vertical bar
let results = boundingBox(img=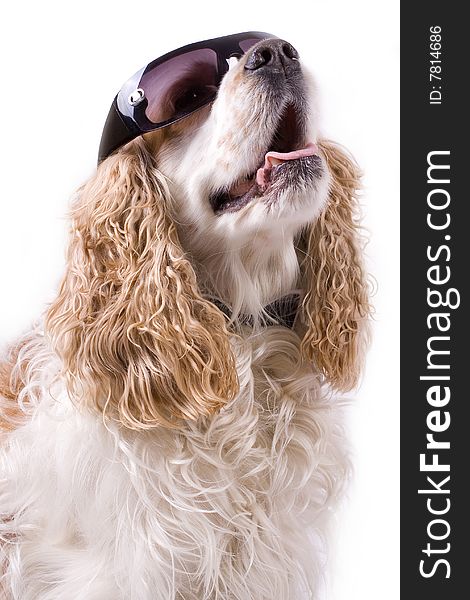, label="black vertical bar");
[401,4,468,598]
